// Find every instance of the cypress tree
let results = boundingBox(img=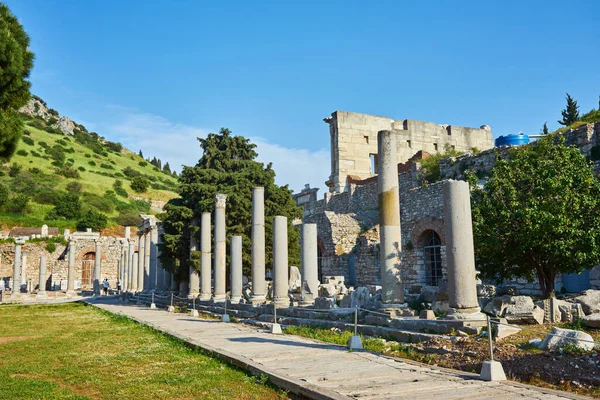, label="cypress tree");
[542,122,549,135]
[557,93,580,126]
